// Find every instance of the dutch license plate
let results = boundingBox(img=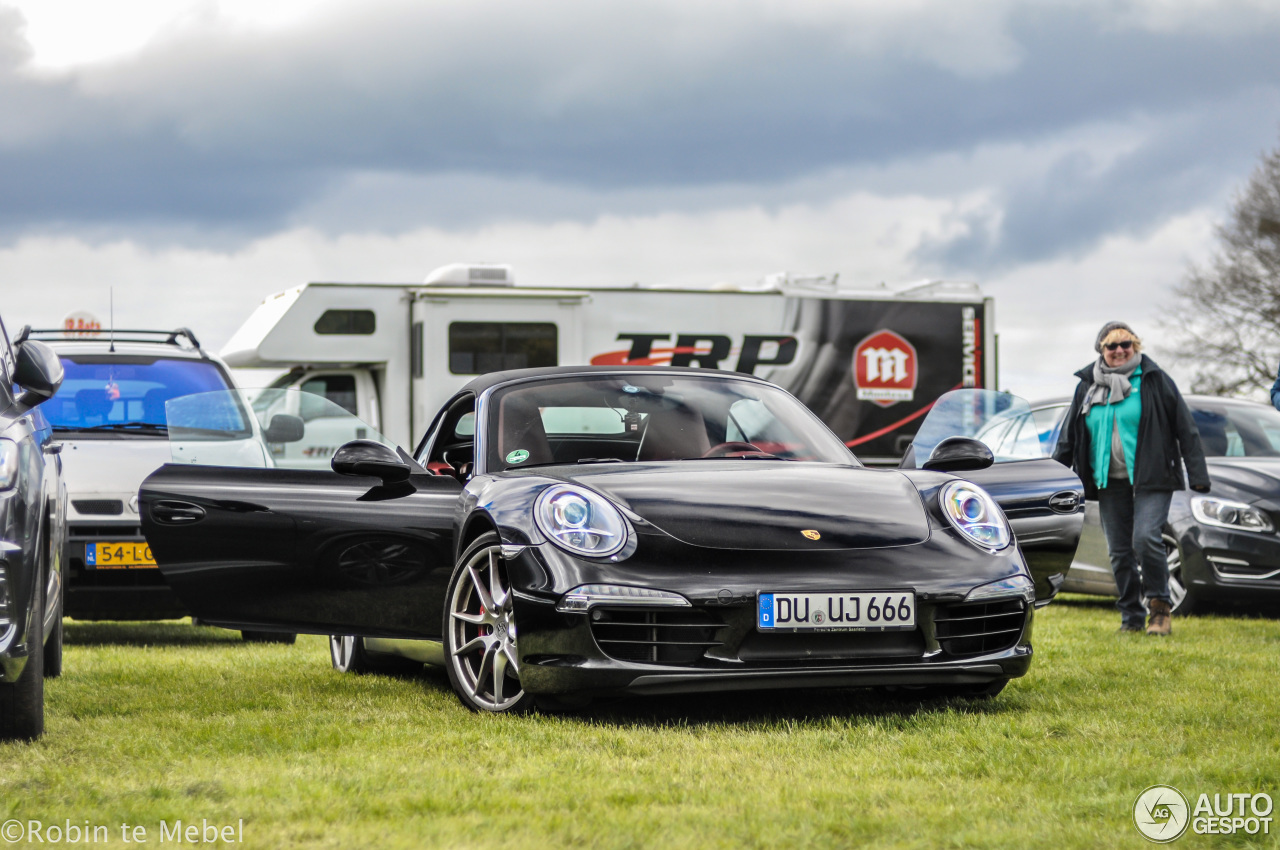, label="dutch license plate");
[757,591,915,632]
[86,541,157,569]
